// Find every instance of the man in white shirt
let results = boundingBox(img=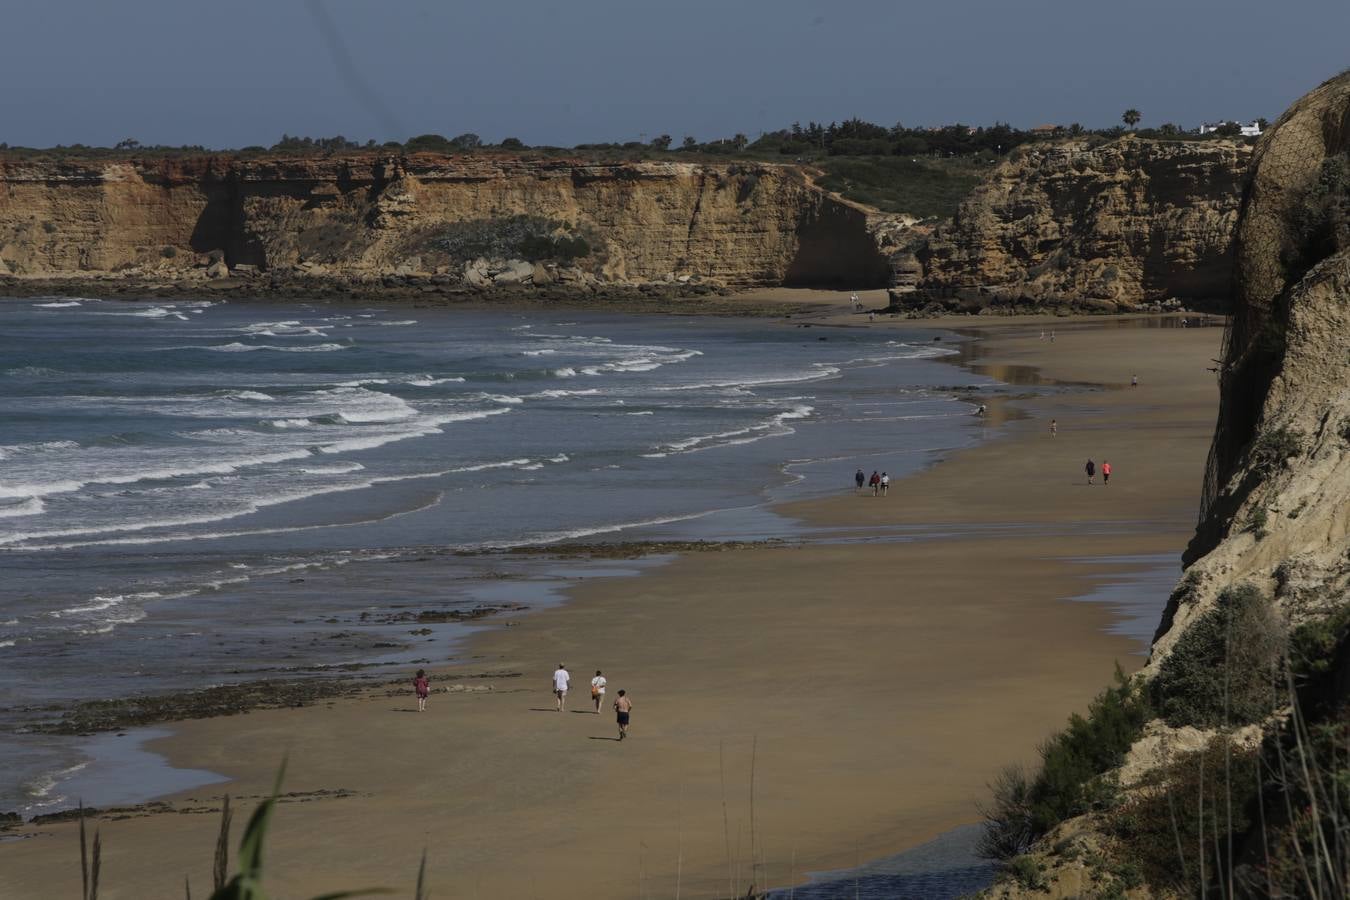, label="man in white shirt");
[590,670,607,714]
[552,663,570,712]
